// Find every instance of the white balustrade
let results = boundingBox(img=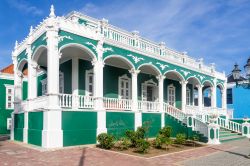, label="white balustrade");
[138,101,160,112]
[78,95,94,109]
[59,94,72,108]
[104,97,132,110]
[218,117,242,133]
[164,103,185,121]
